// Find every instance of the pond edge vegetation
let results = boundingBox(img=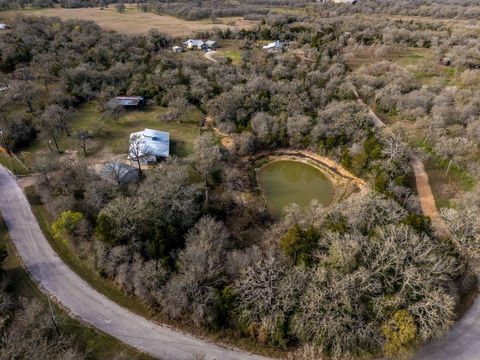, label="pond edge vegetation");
[250,148,368,209]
